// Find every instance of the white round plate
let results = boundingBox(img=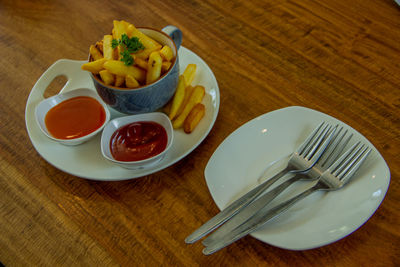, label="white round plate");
[25,47,220,181]
[204,106,390,250]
